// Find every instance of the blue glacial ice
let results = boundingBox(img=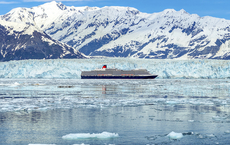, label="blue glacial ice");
[167,131,184,139]
[0,58,230,79]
